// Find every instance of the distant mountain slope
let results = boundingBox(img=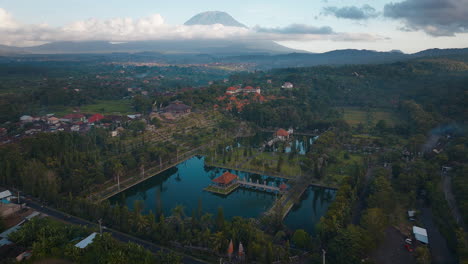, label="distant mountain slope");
[1,43,467,70]
[0,44,26,55]
[0,11,303,55]
[184,11,247,28]
[222,48,468,69]
[23,39,301,55]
